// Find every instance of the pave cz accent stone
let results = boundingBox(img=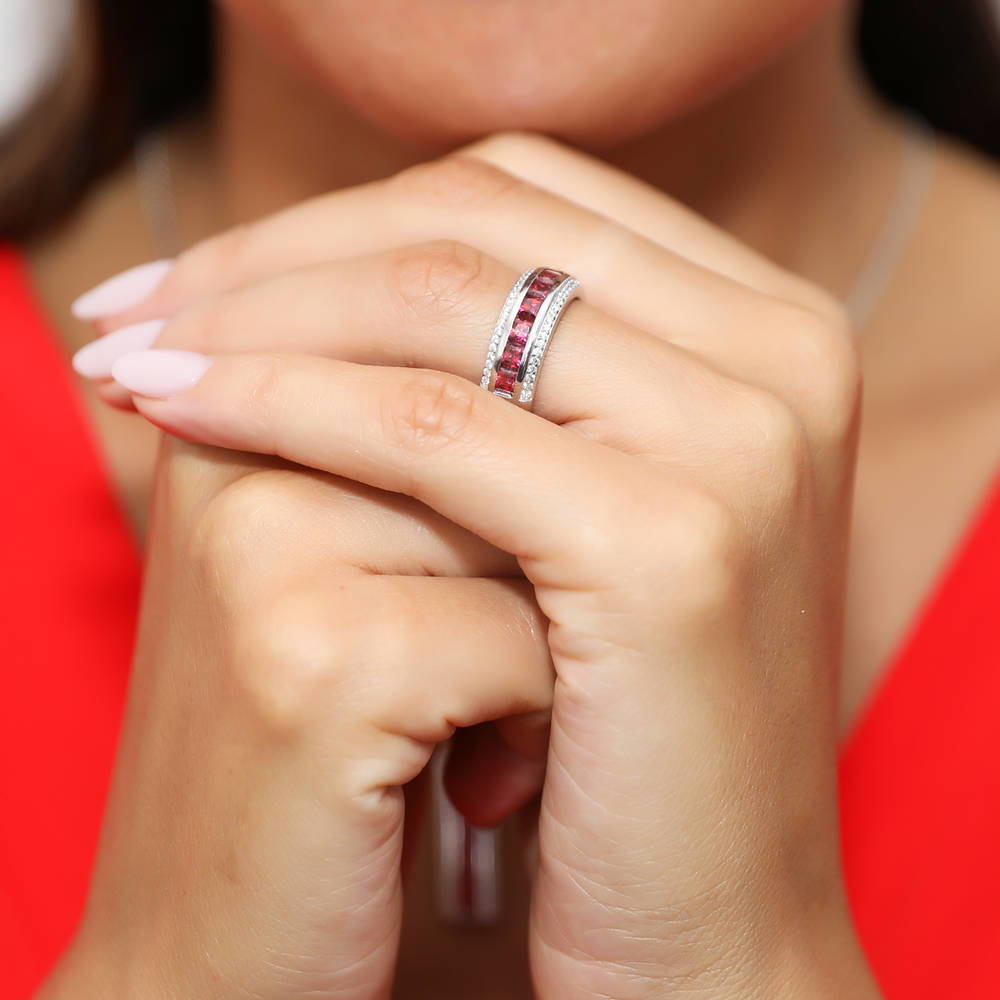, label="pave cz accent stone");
[517,275,581,402]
